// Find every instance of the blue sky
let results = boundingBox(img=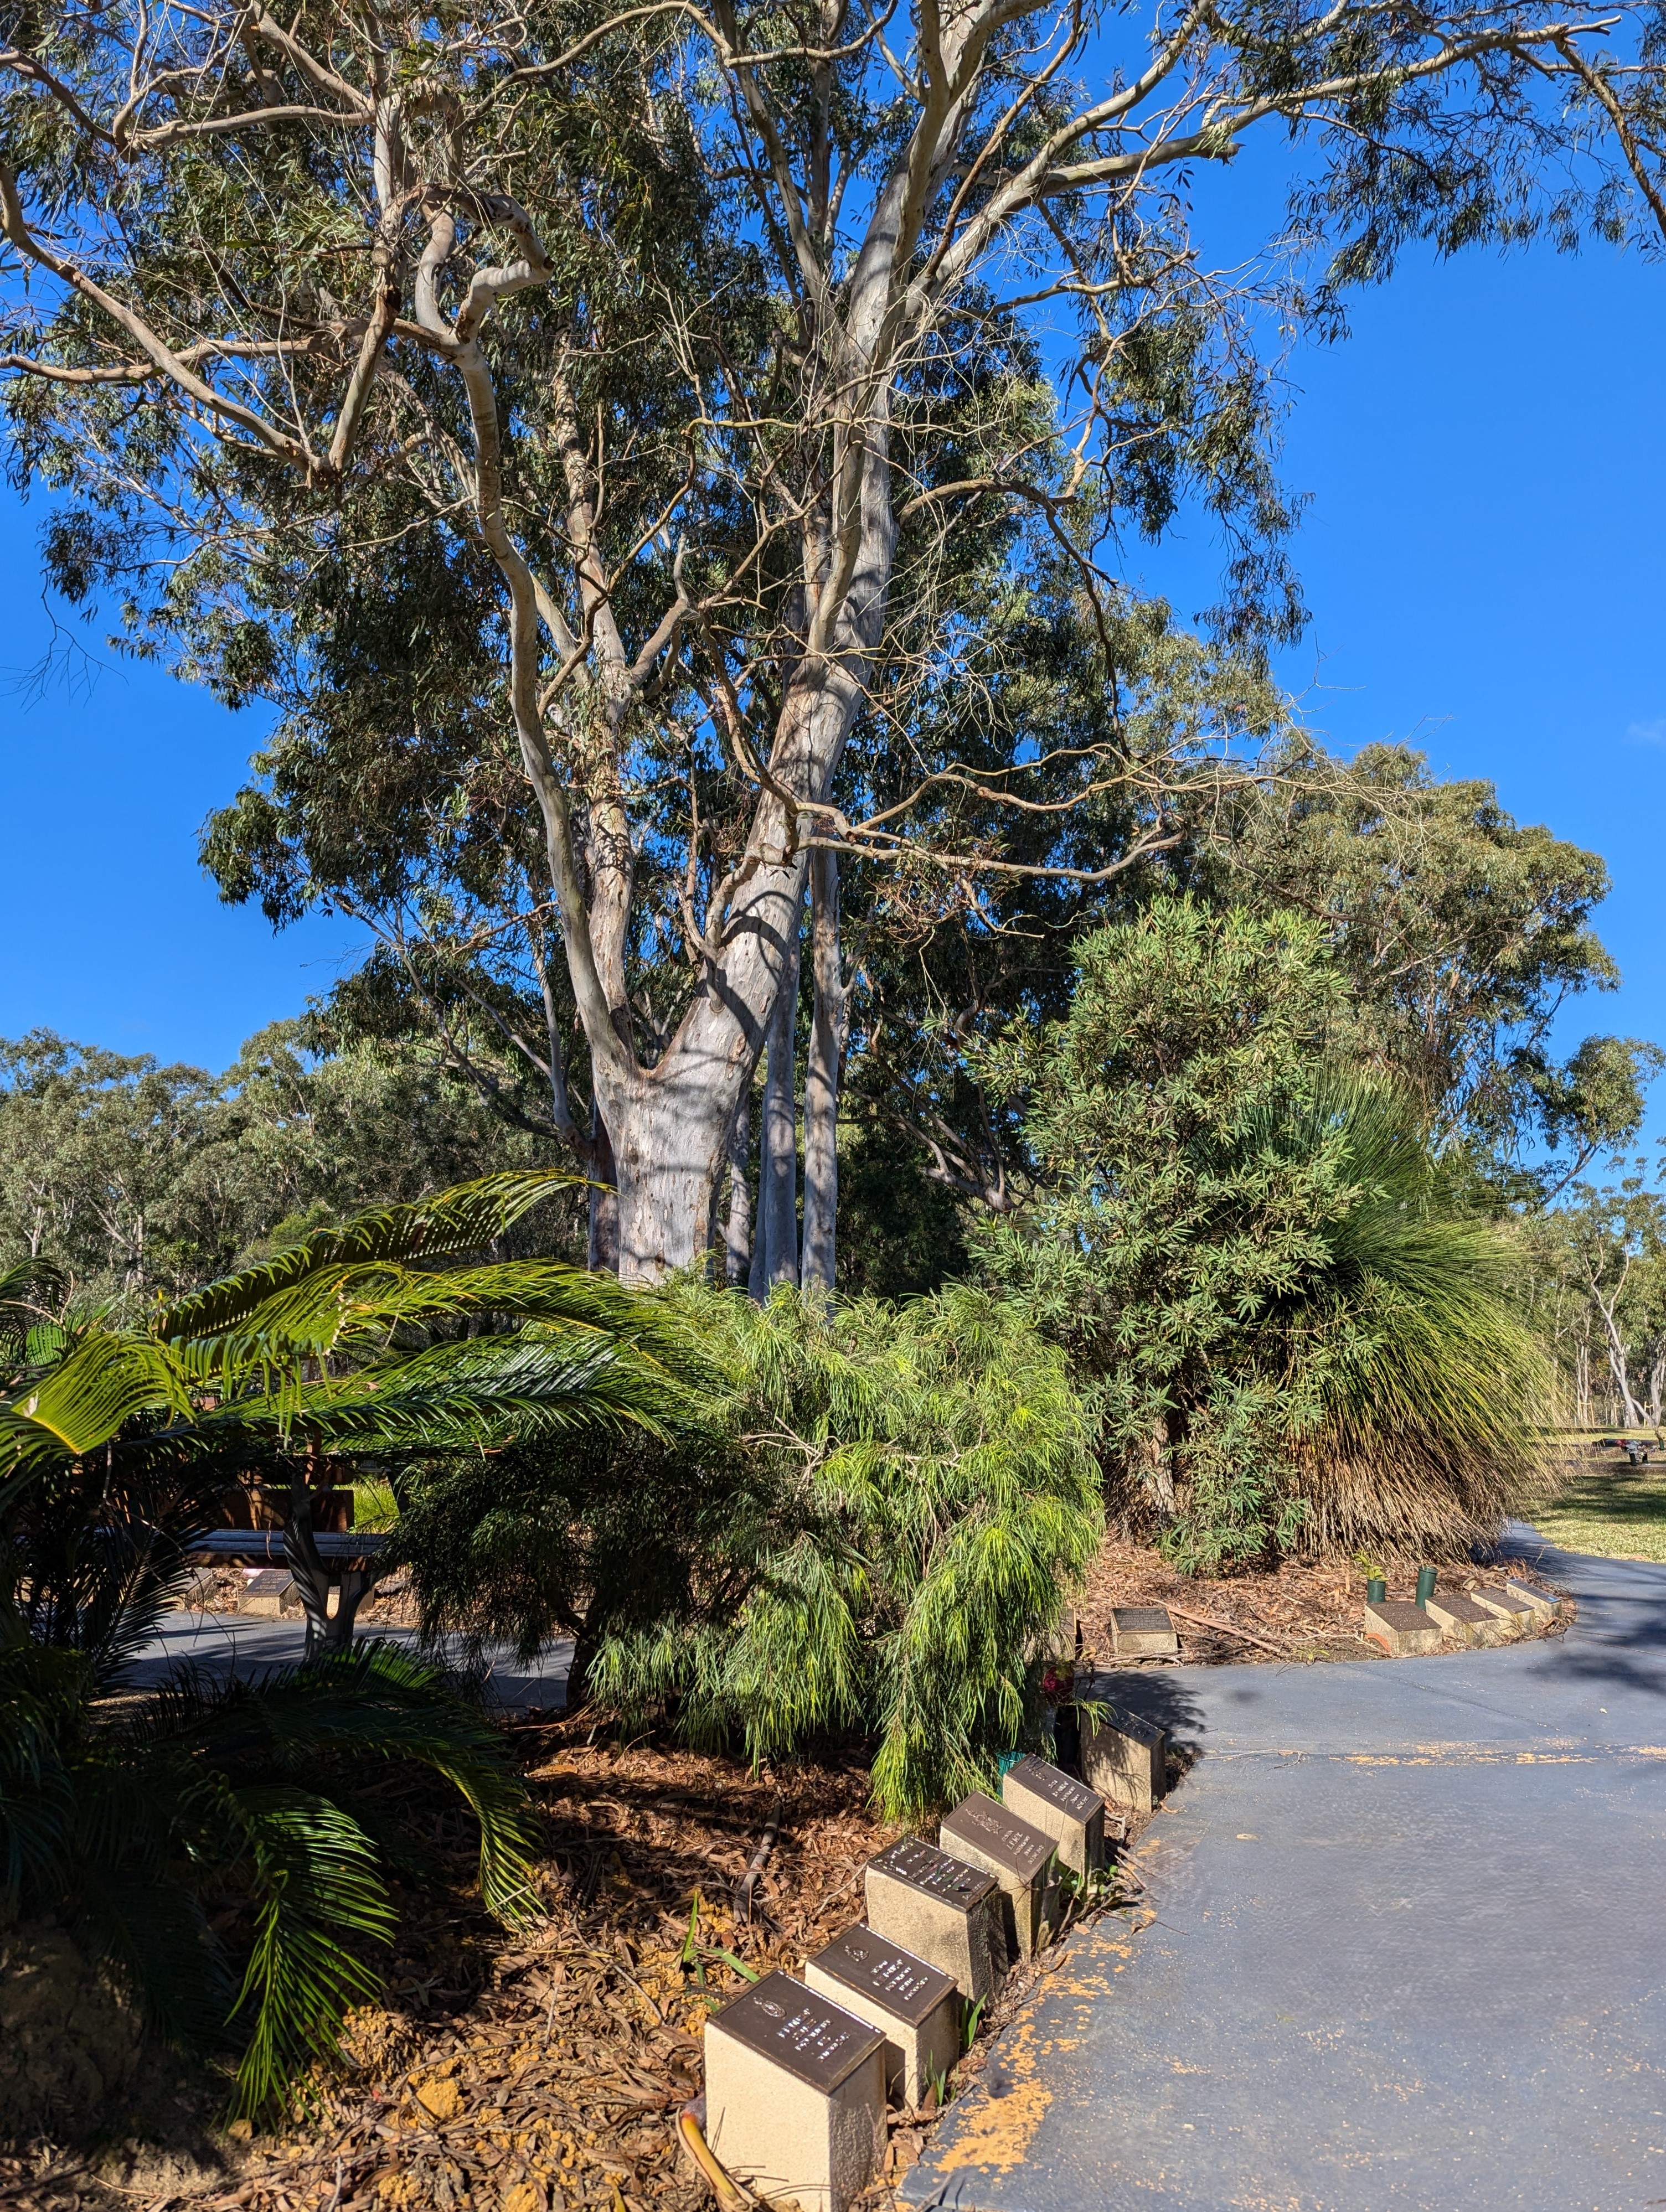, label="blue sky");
[1,222,1662,1109]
